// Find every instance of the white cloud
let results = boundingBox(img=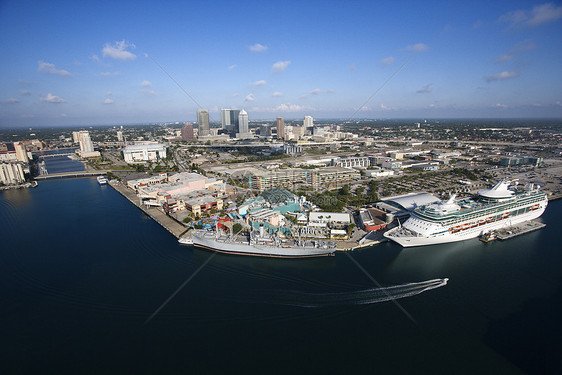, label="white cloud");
[100,71,120,76]
[40,93,65,103]
[380,56,395,66]
[403,43,429,52]
[140,89,156,95]
[3,98,20,104]
[141,80,152,87]
[103,98,114,104]
[90,54,100,62]
[251,80,267,87]
[106,91,112,96]
[272,92,283,97]
[500,3,562,28]
[245,93,255,102]
[380,103,393,110]
[228,64,237,70]
[60,113,67,117]
[495,103,508,109]
[20,90,30,95]
[484,71,519,82]
[38,61,72,76]
[310,88,322,95]
[496,40,537,62]
[102,40,136,60]
[274,103,313,112]
[416,84,432,94]
[249,43,268,52]
[272,60,291,73]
